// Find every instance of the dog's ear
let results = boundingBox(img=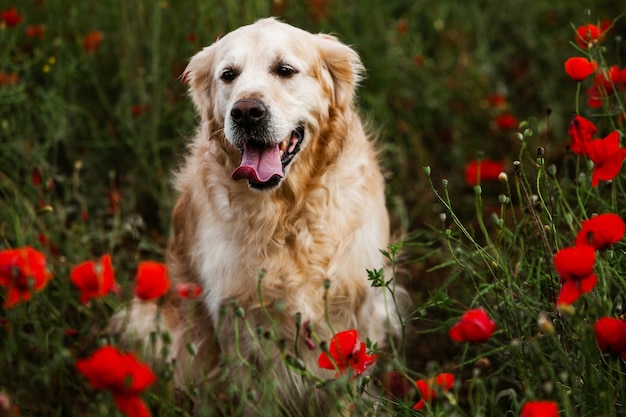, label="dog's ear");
[183,44,218,120]
[316,34,365,110]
